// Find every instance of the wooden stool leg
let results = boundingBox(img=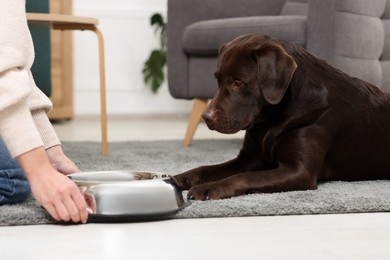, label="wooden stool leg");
[183,98,209,147]
[52,24,109,155]
[92,27,108,155]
